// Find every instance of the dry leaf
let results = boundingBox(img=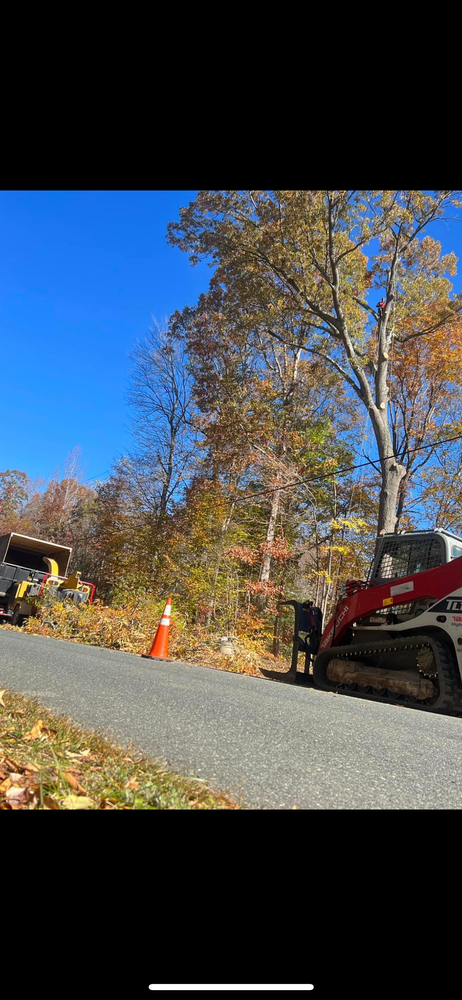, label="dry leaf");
[60,795,96,810]
[0,777,12,793]
[0,690,6,707]
[6,785,30,807]
[23,762,40,773]
[43,795,60,810]
[23,720,47,741]
[61,771,86,794]
[125,779,139,790]
[2,756,20,771]
[25,785,40,808]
